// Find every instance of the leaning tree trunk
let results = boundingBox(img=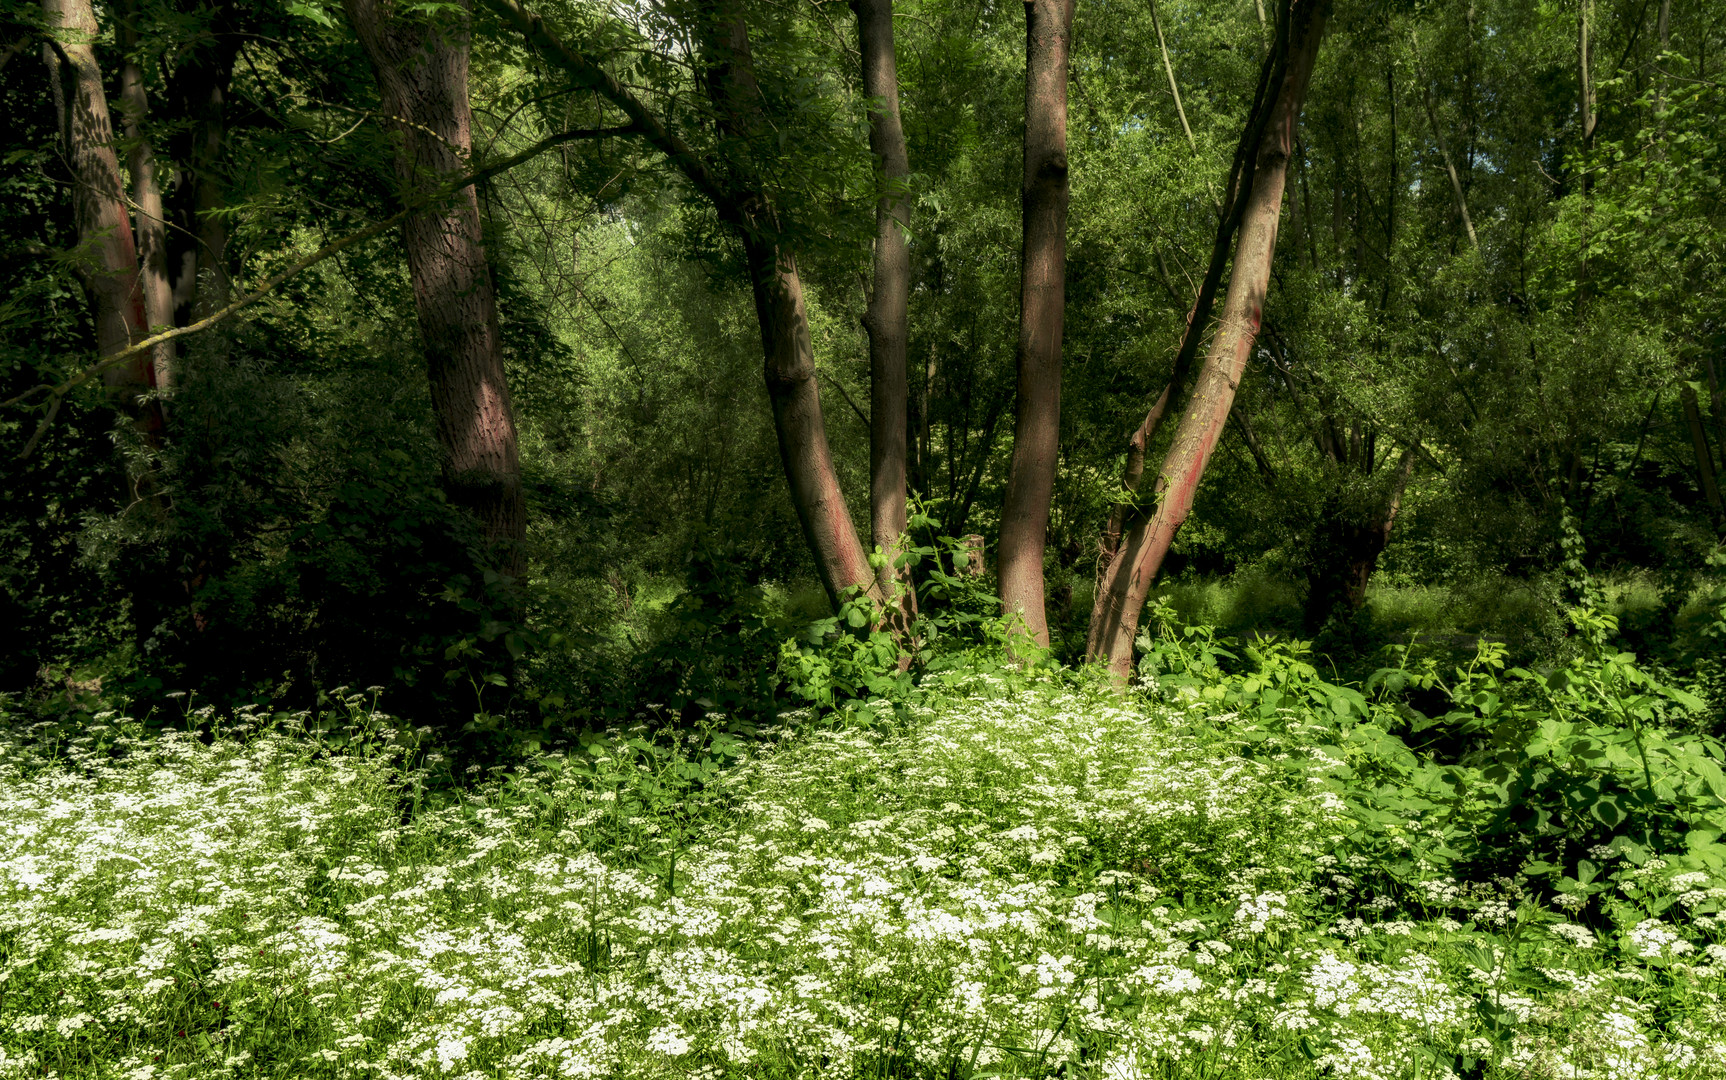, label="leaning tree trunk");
[856,0,914,606]
[704,4,879,608]
[41,0,160,444]
[998,0,1075,650]
[1090,31,1283,625]
[484,0,877,607]
[1087,0,1332,680]
[345,0,527,579]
